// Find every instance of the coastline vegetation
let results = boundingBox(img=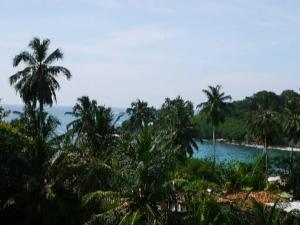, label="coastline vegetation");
[1,38,300,225]
[195,90,300,147]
